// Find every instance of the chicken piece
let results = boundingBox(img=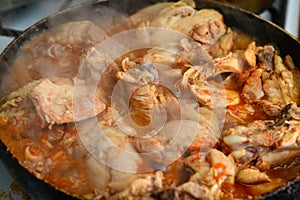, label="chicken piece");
[213,52,243,74]
[141,37,212,73]
[131,0,195,28]
[142,46,179,66]
[244,42,257,68]
[85,155,110,190]
[226,103,255,123]
[274,55,295,104]
[181,64,240,108]
[77,110,159,196]
[130,2,174,26]
[257,45,275,71]
[236,168,270,184]
[172,9,226,43]
[241,68,264,101]
[78,38,128,89]
[131,106,220,170]
[78,112,146,173]
[114,63,183,138]
[223,119,300,170]
[261,73,284,105]
[189,18,225,46]
[256,149,300,171]
[241,46,300,117]
[209,28,234,57]
[176,182,212,200]
[132,120,202,169]
[178,38,213,65]
[132,1,228,53]
[183,150,235,199]
[1,77,106,127]
[109,171,164,199]
[116,62,158,85]
[207,149,235,184]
